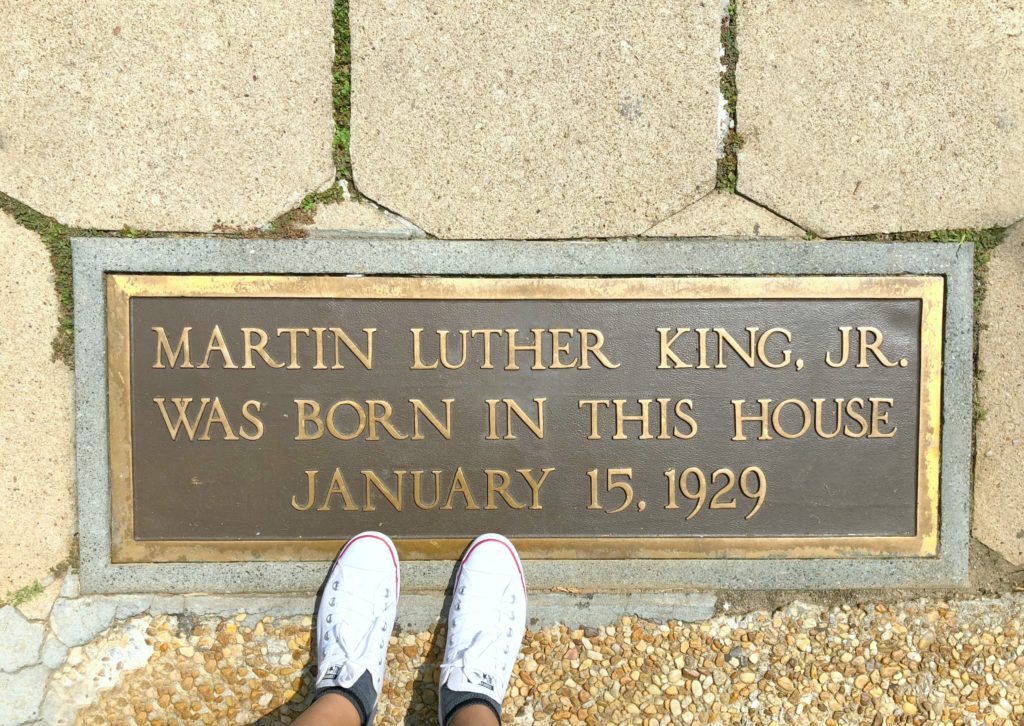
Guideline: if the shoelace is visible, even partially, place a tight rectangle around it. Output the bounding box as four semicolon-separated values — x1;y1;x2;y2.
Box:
322;577;392;683
440;578;518;688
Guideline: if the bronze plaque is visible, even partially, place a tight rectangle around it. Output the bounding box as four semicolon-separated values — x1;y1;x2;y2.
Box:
107;275;943;562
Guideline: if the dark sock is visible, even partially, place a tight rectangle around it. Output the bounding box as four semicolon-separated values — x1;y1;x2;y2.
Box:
315;670;376;726
440;684;502;725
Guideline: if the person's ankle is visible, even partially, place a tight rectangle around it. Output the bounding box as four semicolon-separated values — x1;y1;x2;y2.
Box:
446;701;501;726
312;691;366;725
314;678;371;726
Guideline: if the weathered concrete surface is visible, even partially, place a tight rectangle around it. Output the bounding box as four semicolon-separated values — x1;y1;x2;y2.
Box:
16;576;62;623
736;1;1024;236
974;223;1024;565
0;606;45;673
303;200;423;238
0;212;74;595
643;192;805;238
0;1;334;232
0;665;48;725
49;595;152;648
351;0;721;239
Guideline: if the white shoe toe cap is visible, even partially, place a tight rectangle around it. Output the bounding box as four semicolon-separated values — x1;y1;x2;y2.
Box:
337;532;400;585
461;534;525;592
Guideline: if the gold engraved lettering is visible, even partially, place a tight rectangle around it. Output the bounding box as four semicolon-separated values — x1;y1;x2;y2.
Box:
869;397;897;438
326;400;366;440
239;400;265;441
731;399;773;442
578;399;610;440
844;397;868;438
770;398;812;440
549;328;579;369
330;327;375;370
470;329;502;369
441;467;480;510
813;398;844;439
673;399;698;440
154;397;208;441
696;328;710;369
485;399;499;440
613;399;654;440
732;397;890;441
658;397;671;439
198;325;237;369
709;468;738;509
410;398;453;440
485;469;525;510
857;327;898;368
438;330;469;369
366;400;408;441
198;397;239;441
295;399;325;441
408;470;442;510
241;328;286;369
410;328;439;370
825;326;853;368
579;329;620;369
312;327;328;370
757;328;793;369
292;471;318;511
657;327;692;369
716;327;759;369
485;398;545;440
364;470;402;512
505;328;545;371
318;469;358;511
153;326;193;369
276;328;310;369
517;467;552;509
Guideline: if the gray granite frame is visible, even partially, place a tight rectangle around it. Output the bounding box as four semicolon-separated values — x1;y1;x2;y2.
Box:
73;237;973;594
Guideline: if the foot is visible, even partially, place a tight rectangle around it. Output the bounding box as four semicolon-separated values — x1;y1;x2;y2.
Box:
439;534;527;725
315;531;400;725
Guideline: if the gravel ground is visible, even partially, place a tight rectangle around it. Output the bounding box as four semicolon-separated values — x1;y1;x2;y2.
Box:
61;594;1024;725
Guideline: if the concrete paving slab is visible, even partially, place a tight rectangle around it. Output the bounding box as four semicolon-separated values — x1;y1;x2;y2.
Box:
0;606;45;673
303;199;424;238
973;222;1024;565
0;0;334;231
736;0;1024;236
0;212;74;595
643;192;805;238
0;664;48;725
350;0;721;239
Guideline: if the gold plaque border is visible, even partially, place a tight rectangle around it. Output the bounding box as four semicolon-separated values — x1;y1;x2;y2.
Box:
107;274;944;563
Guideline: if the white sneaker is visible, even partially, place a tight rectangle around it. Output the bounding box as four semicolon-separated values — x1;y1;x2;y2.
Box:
439;534;527;724
315;531;400;723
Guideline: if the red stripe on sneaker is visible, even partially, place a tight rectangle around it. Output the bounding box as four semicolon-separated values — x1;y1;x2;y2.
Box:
455;537;526;595
338;533;399;593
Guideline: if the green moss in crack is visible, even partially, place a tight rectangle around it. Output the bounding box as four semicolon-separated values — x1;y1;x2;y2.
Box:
884;227;1005;323
332;0;356;193
1;580;43;609
51;535;80;577
0;193;100;365
716;1;741;192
